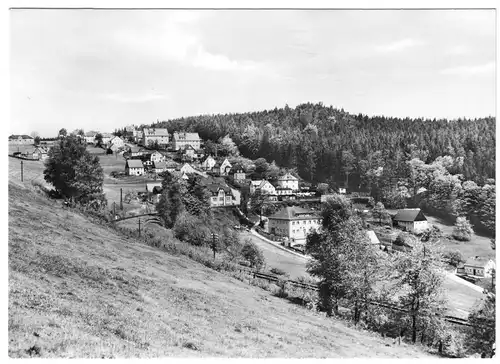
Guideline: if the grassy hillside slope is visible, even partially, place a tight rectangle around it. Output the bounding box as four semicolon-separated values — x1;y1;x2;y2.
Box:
8;183;432;358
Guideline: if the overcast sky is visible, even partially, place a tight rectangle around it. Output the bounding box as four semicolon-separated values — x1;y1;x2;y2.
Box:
10;9;496;137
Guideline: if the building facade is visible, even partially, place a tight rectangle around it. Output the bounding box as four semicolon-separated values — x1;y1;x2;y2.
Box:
9;135;34;145
142;128;169;147
171;132;201;151
393;208;429;234
250;180;276;195
267;206;321;246
464;257;496;278
125;159;145;176
276;173;299;191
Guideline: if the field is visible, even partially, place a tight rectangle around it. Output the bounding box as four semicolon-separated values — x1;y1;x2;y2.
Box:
8;181;433;358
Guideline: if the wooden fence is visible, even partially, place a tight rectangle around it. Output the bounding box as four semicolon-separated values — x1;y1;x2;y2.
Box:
238;267;494;329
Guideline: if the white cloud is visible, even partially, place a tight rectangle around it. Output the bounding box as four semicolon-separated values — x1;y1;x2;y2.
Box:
374;38;425;53
192;46;260;72
102;92;170;103
446;45;470;55
440;62;495;76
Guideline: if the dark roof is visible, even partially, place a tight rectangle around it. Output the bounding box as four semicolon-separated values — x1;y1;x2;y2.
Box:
9;134;33;140
153;161;167;169
206;183;232;195
393;209;426;222
464;256;493;268
126;159;144;168
268;206;320;221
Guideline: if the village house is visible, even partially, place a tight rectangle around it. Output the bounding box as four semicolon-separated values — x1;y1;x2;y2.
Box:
146;182;163;203
125;159;145;176
276;173;299;191
109;136;125;149
141;151;165;168
393;208;429;234
201;155;216;171
152;161;167;174
213;158;232;176
463;256;496;278
179;145;199;161
9;135;34;145
206;183;238;207
21;148;40;160
275;187;296;201
171;132;202;151
267;206;321;246
165;161;179;173
142;128;169;147
84;131;98;144
178;163;197;175
100;133;113;147
229;164;246;182
134;129;143;144
249;180;277;195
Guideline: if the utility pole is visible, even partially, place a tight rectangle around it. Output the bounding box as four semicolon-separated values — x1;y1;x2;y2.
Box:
20;161;24;182
138;219;141;237
120;188;123;210
113;202;116;219
211;233;218;260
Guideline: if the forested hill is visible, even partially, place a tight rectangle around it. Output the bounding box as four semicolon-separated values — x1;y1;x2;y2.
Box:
147;102;495;186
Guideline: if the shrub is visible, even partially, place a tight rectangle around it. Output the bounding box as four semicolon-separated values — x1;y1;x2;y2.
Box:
269;267;287;276
452;217;474;241
240;239;265;270
443;250;464;267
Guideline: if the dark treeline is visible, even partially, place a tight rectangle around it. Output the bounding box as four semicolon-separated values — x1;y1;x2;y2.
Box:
145;102;495;234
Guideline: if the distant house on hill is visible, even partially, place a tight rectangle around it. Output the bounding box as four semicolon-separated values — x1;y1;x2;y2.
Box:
213;158;232;176
393;208;429;234
125;159;144;176
171;132;201;151
152;161;167;174
142;128;169;147
146;182;163;203
249;180;276;196
201;155;217;171
9;135;34;145
84;131;98;144
464;256;496;278
206;183;238;207
277;173;299;191
178;163;196;175
109;136;125;149
229;164;246;182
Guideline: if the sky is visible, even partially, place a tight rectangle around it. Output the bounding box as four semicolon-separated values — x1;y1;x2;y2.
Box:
10;9;496;137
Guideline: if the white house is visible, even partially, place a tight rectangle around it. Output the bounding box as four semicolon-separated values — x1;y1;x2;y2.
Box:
171;132;202;151
201;155;217;171
250;180;276;195
393;208;429;234
125;159;144;176
178;163;197;175
464;256;496;278
9;135;34;145
267;206;321;246
109;136;125;149
213;158;232;176
277;173;299;191
206;183;239;207
84;131;98;144
142;128;169;147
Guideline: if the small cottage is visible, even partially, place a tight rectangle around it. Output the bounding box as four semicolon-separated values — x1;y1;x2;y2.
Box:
125;159;144;176
393;208;429;234
464;256;496;278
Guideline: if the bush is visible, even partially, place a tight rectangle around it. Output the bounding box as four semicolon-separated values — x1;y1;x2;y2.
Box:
269;267;287;276
443;250;464;267
241;239;265;270
452;217;474;241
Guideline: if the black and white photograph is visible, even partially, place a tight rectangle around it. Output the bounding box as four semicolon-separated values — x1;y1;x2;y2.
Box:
6;0;497;359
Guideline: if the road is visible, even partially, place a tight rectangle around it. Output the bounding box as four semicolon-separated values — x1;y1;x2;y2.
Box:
239;230;309;280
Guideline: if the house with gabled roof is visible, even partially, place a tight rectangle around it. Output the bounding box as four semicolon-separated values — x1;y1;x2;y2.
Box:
267;206;321;246
171;131;201;151
229;163;246;182
393;208;429;234
9;135;34;145
277;173;299;191
142;128;169;147
249;179;276;196
201;155;216;171
125;159;144;176
152;161;167;174
109;136;125;149
84;131;98;144
463;256;496;278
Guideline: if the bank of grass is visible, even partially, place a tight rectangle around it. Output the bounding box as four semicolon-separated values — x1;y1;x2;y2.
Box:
8;182;433;358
